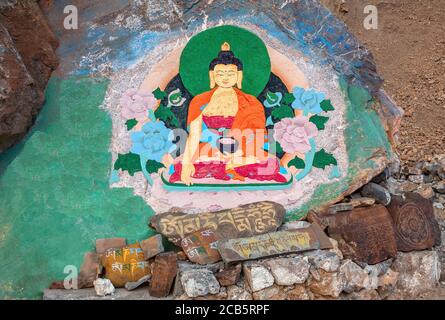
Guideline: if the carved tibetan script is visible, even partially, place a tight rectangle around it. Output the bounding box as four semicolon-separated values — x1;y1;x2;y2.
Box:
150;201;285;245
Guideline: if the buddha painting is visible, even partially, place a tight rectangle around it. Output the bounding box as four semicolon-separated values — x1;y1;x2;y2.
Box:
169;42;287;185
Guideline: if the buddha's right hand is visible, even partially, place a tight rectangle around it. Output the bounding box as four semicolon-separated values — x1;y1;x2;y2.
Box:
181;163;195;186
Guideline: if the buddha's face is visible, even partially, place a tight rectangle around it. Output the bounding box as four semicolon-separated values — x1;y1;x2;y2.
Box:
213;64;239;88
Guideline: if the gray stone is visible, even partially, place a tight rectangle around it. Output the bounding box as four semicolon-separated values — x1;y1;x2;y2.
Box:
93;278;115;297
178;261;224;274
252;285;286;300
305;250;341;273
328;203;353;214
265;257;310;286
279;221;311;231
433;181;445;194
371;168;390;184
360;183;391;205
125;275;151;291
408;174;424;184
243;263;274;292
180;269;220;298
339;260;370;293
227;285;252;300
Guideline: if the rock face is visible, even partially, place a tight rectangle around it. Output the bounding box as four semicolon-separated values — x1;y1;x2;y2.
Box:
0;0;58;152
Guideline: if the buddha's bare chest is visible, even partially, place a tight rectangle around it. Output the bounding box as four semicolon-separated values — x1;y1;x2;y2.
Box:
203;90;239;117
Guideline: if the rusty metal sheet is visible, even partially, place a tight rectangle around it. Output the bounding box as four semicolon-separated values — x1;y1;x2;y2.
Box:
387;192;441;252
217;224;332;263
327;205;398;265
150;201;285;245
180;229;221;265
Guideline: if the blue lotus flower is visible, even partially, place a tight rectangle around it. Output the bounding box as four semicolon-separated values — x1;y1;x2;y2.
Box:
130;121;175;162
291;87;325;114
263;91;283;108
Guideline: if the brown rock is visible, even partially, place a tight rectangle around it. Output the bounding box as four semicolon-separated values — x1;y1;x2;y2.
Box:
377;269;399;298
180;229;221;264
415;185;435;199
216;263;242;287
218;224;332;263
140;234;164;260
387;192;441;251
149;252;177;297
342;289;381;300
95;238;126;254
286;285;311;300
78;252;101;289
227;285;252;300
349;197;375;208
252;285;286;300
308;270;345;298
150;201;285;245
327;205;398;265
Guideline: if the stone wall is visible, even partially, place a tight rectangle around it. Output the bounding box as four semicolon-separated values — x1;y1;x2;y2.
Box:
0;0;58;152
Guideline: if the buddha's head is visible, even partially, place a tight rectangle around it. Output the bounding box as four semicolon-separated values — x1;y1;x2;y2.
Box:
209;42;243;89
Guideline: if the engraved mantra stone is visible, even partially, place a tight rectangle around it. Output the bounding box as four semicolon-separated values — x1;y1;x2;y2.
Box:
150;201;285;245
218;224;332;263
180;229;221;265
387;192;441;252
327;205;398;265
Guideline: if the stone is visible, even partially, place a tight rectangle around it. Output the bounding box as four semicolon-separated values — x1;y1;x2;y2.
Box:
328;238;344;259
371;168;390;184
44;287;171;300
93;278;115;297
327;205;398;265
265;256;310;286
415;185;435;199
342;289;380;300
139;234;164;260
95;238;127;254
433;181;445;194
408;174;424;184
150;201;285;245
180;269;220;298
180;229;221;265
101;243;150;288
178;261;224;274
305;250;341;273
387;192;441;251
360;183;391;205
227;285;252;300
215;263;242;287
0;0;58;152
252;285;286;300
243;263;275;292
339;260;370;293
384;177;417;195
218;224;332;263
172;271;184;297
78;252;101;289
327;203;353;214
286;284;311;300
391;251;441;298
149;252;177;298
279;221;311;231
308;270;345;298
125;275;151;291
377;269;399;298
349;197;375;208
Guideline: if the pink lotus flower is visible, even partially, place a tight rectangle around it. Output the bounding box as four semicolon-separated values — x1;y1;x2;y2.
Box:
273;117;318;154
120;89;158;120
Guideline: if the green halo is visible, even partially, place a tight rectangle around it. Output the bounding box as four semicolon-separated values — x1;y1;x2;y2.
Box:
179;25;271;97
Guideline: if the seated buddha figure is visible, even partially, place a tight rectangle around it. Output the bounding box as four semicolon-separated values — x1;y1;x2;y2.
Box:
170;42;286;185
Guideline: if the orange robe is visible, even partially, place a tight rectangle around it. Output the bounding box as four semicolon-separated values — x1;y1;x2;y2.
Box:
187;87;267;159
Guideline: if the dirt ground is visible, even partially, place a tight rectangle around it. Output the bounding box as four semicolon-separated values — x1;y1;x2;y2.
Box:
321;0;445;165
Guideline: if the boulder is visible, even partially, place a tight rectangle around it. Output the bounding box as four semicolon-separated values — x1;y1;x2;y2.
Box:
243;263;274;292
180;269;220;298
265;257;310;286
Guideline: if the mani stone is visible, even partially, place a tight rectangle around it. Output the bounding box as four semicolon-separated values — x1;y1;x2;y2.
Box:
150;201;285;245
139;234;164;260
243;263;275;292
215;263;242;287
387;192;441;252
360;183;391;206
265;256;310;286
327;205;398;265
149;252;177;298
218;223;332;263
180;229;221;265
95;238;126;254
180;269;220;298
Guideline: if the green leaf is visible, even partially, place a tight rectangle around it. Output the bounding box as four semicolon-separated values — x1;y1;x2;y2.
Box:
309;115;329;130
271;105;294;121
152;87;167;100
114;153;142;176
288;156;305;169
146;160;165;174
313;149;338;169
266;91;280;104
282;92;295;105
125;119;138;131
154;104;179;127
320;99;335;112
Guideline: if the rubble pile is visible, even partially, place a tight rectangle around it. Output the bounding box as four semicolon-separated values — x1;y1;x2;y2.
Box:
44;155;445;300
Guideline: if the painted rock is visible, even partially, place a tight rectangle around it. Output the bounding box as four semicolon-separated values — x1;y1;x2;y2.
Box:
180;229;221;265
100;243;150;288
387;192;441;252
150;201;285;245
327;205;398;265
149;252;178;298
218;224;332;263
